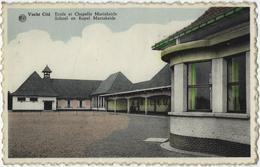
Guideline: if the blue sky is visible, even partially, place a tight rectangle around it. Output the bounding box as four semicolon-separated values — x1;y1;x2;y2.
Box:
8;8;206;42
7;7;207;92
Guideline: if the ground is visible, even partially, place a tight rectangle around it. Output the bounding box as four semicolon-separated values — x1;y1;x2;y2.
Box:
8;111;195;158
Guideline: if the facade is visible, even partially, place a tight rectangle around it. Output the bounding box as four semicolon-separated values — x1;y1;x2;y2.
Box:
12;65;101;111
101;65;171;115
152;7;250;156
10;65;171;115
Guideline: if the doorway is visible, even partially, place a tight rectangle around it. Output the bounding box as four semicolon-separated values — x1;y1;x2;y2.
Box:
44;101;52;110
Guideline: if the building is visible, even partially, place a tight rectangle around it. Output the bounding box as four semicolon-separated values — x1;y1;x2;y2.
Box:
12;66;101;111
99;64;171;115
11;65;171;115
152;7;250;156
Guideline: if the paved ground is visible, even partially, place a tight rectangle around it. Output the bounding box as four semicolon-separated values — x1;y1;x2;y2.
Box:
8;111;195;158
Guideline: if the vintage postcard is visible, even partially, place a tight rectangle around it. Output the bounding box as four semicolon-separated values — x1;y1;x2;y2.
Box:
1;2;258;165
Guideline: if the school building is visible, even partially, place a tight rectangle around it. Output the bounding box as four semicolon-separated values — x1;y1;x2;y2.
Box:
8;7;251;157
10;64;171;115
152;7;250;156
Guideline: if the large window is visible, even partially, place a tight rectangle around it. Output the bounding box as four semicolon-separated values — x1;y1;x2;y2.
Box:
187;61;212;111
227;54;246;113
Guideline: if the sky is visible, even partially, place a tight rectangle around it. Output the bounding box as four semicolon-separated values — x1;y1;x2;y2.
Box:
6;7;207;92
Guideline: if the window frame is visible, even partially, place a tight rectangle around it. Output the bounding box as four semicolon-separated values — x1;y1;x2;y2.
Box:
186;60;212;112
17;97;26;102
226;54;247;113
29;97;38;102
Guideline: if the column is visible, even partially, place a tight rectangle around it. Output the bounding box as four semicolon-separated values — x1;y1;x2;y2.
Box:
127;98;130;114
114;98;117;113
212;58;227;113
246;51;250;114
106;99;108;112
173;63;187;112
144;97;148;115
171;66;174;112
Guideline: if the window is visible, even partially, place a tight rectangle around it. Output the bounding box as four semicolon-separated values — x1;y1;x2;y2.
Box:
163;98;168;105
227;54;246;113
140;99;144;105
30;97;38;102
150;99;154;105
67;100;71;108
18;97;26;102
187;61;212;111
157;98;161;105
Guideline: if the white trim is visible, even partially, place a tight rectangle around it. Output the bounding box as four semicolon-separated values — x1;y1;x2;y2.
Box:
168;112;249;119
100;85;171;97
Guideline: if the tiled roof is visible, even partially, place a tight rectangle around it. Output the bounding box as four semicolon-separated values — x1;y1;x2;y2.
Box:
51;79;101;98
12;72;57;97
169;7;233;39
12;65;171;98
92;72;132;95
130;64;171;90
12;72;101;98
152;7;249;50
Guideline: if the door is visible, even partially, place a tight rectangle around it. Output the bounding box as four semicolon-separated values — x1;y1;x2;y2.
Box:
44;101;52;110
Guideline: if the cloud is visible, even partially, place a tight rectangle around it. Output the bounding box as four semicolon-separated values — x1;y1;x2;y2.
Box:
6;20;191;92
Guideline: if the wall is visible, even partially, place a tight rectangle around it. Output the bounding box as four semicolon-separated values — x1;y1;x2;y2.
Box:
57;99;67;108
166;24;250;155
57;99;91;110
170;115;250;144
83;100;91;109
12;96;56;111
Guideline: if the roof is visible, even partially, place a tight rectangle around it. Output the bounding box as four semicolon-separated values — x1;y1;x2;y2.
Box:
92;72;132;95
42;65;52;73
152;7;249;50
12;65;171;98
51;79;101;98
130;64;171;90
12;72;101;98
12;71;57;97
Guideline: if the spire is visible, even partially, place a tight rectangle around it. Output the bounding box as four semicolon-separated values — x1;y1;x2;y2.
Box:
42;65;52;79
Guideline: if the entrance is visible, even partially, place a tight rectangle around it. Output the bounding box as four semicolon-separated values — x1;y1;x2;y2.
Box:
44;101;52;110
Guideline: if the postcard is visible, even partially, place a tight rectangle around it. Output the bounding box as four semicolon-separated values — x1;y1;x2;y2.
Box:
1;2;258;165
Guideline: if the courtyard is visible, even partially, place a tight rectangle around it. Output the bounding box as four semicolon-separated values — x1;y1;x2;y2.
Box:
8;111;195;158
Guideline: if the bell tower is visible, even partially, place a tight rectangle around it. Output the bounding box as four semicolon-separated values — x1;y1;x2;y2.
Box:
42;65;52;79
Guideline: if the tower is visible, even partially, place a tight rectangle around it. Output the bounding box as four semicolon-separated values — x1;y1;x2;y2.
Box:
42;65;52;79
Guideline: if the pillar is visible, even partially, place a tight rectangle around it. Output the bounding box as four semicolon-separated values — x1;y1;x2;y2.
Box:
171;66;174;112
246;51;250;114
144;97;148;115
97;96;99;109
114;99;117;113
173;63;187;112
212;58;227;113
127;98;130;113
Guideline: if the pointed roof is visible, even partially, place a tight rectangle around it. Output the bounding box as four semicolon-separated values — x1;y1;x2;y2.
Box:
12;71;101;98
130;64;171;90
12;71;57;97
42;65;52;73
92;72;132;95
